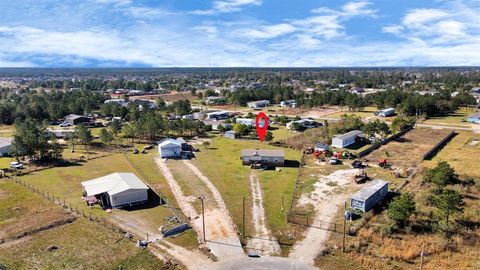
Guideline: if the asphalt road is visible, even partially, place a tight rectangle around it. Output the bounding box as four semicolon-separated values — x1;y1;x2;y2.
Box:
206;256;318;270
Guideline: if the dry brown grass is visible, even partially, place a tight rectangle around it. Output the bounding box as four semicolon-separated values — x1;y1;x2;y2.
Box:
367;128;452;169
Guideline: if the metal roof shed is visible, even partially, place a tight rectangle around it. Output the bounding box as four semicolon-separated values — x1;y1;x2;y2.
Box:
81;173;149;208
350;180;388;212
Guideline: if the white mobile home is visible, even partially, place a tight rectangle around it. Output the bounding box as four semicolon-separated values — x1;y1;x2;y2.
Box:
247;100;270;109
350;180;388;212
241;149;285;166
158;138;182;158
331;130;362;148
81;173;149;208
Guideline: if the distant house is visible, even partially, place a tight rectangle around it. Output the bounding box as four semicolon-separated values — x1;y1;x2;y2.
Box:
247;100;270;109
206;111;230;120
235;118;269;127
331;130;363;148
350;180;388;212
0;137;13;156
241;149;285;166
206;96;227;105
280;100;296;108
64;114;90;125
158;138;182;158
286;119;320;130
467;113;480;124
378;108;395;117
202;120;232;131
104;99;126;106
81;173;149;209
224;130;239;139
49;129;75;139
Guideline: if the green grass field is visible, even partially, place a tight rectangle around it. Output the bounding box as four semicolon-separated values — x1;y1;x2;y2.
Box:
191;137;302;241
0;180;165;269
16;148;198;248
421;108;474;127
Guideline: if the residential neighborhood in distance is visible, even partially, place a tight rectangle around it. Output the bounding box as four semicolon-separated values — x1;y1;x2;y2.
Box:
0;1;479;270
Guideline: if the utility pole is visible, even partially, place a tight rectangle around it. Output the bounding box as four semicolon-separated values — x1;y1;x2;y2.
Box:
242;196;246;237
342;201;347;252
199;196;206;242
420;243;425;270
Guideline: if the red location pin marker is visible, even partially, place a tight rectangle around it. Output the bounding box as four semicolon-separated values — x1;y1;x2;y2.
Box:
256;112;269;142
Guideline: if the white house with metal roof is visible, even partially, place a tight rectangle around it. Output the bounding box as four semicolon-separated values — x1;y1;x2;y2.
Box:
241;149;285;166
157;138;182;158
0;137;13;156
81;173;149;208
331;130;363;148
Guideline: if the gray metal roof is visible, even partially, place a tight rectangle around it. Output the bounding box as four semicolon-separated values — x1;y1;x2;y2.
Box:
0;137;12;148
241;149;285;157
351;180;388;201
333;130;362;140
468;113;480;118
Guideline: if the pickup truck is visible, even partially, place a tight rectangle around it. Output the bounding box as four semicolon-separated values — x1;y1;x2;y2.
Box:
10;162;24;169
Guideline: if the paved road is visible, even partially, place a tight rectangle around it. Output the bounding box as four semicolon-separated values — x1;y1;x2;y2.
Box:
205;257;318;270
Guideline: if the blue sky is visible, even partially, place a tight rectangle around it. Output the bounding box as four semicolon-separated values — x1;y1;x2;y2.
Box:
0;0;479;67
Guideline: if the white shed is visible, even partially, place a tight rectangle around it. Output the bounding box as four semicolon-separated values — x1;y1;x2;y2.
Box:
0;138;13;156
331;130;362;148
81;173;149;208
158;138;182;158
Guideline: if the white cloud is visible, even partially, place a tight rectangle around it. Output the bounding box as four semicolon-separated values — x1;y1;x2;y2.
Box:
191;0;262;15
402;8;450;27
121;6;174;18
342;1;377;17
235;23;296;39
94;0;131;6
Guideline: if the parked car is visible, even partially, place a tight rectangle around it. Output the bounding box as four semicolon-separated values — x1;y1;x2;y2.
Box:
10;162;23;169
329;157;341;165
59;122;72;127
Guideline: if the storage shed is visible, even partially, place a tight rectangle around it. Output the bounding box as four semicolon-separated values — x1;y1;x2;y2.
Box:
158;138;182;158
350;180;388;212
378;108;395;117
64;114;90;125
241;149;285;166
0;137;13;156
224;130;239;139
331;130;362;148
81;173;149;209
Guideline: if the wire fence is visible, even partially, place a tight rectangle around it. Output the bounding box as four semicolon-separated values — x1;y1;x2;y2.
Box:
287;213;348;234
286;153;306;220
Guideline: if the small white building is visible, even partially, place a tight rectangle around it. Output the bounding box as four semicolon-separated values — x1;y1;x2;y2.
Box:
81;173;149;208
378;108;395;117
235;118;256;127
0;137;13;156
158;138;183;158
247;100;270;109
331;130;362;148
206;111;230;120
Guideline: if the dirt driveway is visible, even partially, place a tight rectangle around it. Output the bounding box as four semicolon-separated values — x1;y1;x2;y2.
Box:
246;171;281;256
155;158;244;261
289;169;358;264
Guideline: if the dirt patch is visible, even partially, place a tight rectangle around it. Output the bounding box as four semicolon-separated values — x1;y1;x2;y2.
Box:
290;169;357;265
0;189;9;200
246;171;281;256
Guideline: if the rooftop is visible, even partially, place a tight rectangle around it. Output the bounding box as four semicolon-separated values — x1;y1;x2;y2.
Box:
351;180;388;201
158;138;182;147
241;149;285;157
81;173;148;196
333;130;362;140
0;137;12;148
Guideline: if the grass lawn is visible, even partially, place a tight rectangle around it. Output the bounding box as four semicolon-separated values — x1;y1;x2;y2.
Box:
270;124;296;142
17;148;197;248
191;137;302;242
0;180;165;270
324;106;378;119
422;131;480;179
421;108;474;127
0;219;164;270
